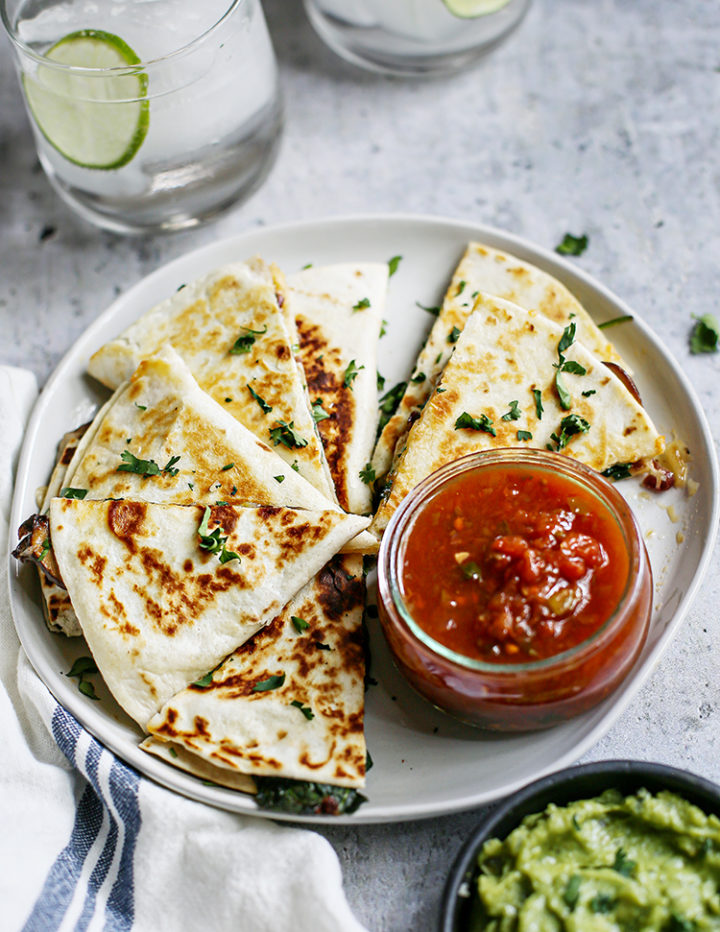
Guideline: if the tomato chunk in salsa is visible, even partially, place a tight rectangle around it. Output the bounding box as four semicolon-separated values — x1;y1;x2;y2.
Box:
400;464;630;663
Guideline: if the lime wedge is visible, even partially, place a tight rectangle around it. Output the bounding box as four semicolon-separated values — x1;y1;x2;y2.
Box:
24;29;149;170
442;0;513;17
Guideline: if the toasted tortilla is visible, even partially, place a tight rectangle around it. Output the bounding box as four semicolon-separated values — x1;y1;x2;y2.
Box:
370;294;665;538
87;258;336;499
371;241;628;481
146;555;366;788
287;263;388;515
139;736;257;794
64;346;377;553
50;498;368;728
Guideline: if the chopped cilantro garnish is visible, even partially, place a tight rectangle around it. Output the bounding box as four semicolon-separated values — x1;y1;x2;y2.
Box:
388;255;402;277
311;398;331;422
353;297;371;311
168;747;178;759
556;233;588;256
221;463;234;471
193;671;213;688
274;475;285;483
134;402;147;411
247;384;272;413
456;279;466;295
301;262;313;270
557;322;576;356
411;372;426;383
269;420;308;449
291;616;309;633
447;326;461;344
252;673;285;693
253;776;367;815
582;389;597;397
550;414;591;450
561;360;587;375
39;537;51;560
117;451;179;478
501;400;521;421
290;700;314;720
67;656;99;700
589;894;615;914
291;461;299;472
454;412;496;435
598;314;633;330
690;313;719;354
377;371;386;391
555;371;572;410
61;487;88;499
517;430;533;441
197;506;241;564
532;388;544;419
343;359;364;389
416;301;440;317
359;462;375;484
380;319;388;338
229;324;268;355
601;462;633;481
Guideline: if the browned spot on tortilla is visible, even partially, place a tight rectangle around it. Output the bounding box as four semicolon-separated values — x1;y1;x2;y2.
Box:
108;501;147;551
184;559;193;572
76;544;107;585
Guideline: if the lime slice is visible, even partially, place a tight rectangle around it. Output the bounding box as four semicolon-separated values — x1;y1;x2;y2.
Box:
442;0;513;17
24;29;149;170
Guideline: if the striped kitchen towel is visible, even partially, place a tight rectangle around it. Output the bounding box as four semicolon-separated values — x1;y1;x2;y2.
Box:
1;365;367;932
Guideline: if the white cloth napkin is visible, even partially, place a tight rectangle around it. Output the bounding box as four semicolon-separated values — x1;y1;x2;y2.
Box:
0;365;367;932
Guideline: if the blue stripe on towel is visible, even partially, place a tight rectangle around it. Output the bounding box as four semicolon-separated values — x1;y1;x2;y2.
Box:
23;705;142;932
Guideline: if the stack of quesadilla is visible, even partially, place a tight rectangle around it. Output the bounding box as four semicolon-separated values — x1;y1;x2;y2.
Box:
371;241;629;482
370;292;664;538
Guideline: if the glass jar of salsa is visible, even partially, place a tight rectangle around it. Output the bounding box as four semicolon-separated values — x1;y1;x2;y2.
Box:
376;449;652;730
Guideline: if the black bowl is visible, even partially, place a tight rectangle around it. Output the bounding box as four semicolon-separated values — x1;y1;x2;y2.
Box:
440;759;720;932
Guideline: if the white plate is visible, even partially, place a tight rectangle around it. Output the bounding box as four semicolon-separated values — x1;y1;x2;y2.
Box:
8;215;719;824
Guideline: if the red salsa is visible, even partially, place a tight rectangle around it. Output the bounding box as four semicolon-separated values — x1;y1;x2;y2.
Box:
399;464;630;664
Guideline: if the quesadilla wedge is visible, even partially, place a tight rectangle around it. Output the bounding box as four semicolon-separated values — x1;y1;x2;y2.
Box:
146;555;367;788
371;241;628;481
87;258;336;499
49;498;368;728
62;345;378;553
370;294;664;538
287;263;388;515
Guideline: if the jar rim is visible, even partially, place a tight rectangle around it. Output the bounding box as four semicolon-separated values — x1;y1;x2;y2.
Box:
378;448;648;674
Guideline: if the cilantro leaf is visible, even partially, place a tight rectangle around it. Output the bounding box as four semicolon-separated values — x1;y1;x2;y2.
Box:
454;412;496;435
291;616;309;633
343;359;364;389
611;847;636;877
247;384;272;413
39;538;51;560
555;370;572;410
359;462;375;484
117;451;161;476
411;372;426;384
290;699;314;720
67;656;99;678
193;671;214;688
60;487;88;499
561;360;587;375
550;414;591;450
269;420;308;449
602;462;633;481
501;400;521;421
377;371;386;391
556;233;588;256
230;324;268;355
532;388;544;419
78;679;99;700
416;301;440;317
197;506;241;564
352;297;370;311
599;314;633;330
690;313;719;354
517;430;533;441
388;255;402;277
557;322;577;356
163;455;180;477
311;398;331;422
377;381;407;435
252;673;286;693
447;326;461;344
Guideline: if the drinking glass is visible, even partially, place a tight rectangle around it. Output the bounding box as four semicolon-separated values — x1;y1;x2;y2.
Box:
2;0;283;234
304;0;531;76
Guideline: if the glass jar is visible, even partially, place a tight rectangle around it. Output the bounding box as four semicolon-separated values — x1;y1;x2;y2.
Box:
376;449;653;731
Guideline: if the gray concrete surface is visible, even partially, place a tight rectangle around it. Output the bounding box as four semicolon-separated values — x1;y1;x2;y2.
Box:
2;1;719;929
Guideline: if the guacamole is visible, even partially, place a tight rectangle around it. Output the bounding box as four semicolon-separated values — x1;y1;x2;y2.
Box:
471;788;720;931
